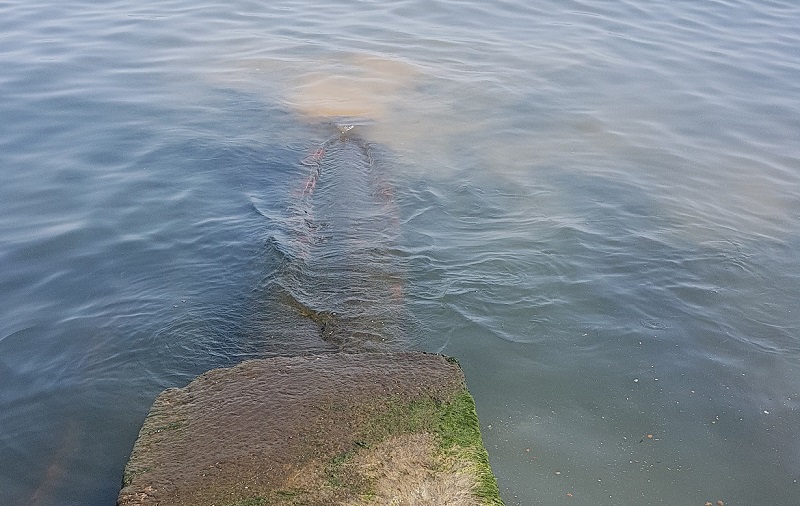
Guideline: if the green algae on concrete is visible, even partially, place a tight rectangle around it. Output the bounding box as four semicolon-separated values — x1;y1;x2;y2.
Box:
117;352;503;506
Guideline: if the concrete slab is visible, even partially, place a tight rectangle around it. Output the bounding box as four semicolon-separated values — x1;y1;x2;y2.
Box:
118;352;504;506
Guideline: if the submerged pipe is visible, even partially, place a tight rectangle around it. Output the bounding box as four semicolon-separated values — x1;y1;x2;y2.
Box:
275;124;407;350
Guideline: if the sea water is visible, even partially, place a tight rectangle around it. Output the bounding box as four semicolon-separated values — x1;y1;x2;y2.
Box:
1;1;798;504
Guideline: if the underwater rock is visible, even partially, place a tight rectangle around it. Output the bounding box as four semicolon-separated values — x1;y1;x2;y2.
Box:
269;124;409;353
118;352;504;506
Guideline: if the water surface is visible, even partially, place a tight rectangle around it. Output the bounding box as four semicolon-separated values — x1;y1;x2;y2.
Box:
1;0;799;505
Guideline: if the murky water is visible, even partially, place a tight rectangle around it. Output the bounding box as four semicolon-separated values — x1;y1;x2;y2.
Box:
1;0;799;504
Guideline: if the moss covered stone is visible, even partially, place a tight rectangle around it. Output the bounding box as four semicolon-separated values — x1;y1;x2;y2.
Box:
117;352;503;506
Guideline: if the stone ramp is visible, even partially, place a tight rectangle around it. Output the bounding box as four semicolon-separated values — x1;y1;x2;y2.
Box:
118;352;504;506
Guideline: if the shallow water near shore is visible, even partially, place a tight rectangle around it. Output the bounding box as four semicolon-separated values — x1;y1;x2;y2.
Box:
1;0;799;504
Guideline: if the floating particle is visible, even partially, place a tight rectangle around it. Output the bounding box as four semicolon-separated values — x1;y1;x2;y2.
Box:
566;492;573;498
555;471;561;475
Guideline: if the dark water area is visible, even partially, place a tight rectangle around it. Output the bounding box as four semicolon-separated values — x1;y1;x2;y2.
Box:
1;0;800;505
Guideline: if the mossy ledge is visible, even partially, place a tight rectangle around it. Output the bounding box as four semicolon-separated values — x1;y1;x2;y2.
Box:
117;352;504;506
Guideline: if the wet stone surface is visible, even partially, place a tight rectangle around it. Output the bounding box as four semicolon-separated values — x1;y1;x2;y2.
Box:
117;352;503;506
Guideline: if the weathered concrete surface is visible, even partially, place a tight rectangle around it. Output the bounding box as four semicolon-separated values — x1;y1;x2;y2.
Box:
118;352;504;506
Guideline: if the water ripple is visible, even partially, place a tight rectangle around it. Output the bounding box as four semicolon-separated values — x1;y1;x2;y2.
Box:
2;0;800;504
